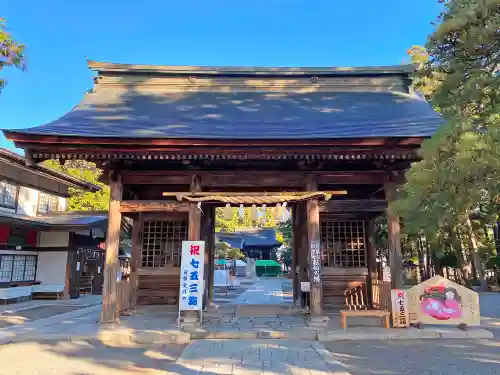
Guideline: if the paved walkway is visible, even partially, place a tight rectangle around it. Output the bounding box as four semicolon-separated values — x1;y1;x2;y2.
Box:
232;278;288;305
176;339;335;374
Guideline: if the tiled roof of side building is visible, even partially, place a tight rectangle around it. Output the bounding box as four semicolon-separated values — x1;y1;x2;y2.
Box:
2;62;444;140
0;148;101;192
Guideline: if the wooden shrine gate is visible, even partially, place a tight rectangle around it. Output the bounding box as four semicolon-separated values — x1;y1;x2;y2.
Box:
4;61;443;323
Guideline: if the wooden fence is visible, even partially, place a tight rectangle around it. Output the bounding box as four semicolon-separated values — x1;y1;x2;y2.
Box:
372;279;391;311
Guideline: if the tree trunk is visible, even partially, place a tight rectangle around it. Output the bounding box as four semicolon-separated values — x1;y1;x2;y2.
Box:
494;221;500;254
424;236;432;278
465;216;487;291
417;237;427;282
449;227;472;288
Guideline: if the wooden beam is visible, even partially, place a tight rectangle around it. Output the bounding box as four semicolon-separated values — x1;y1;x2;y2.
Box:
120;200;190;213
162;191;347;198
384;181;403;289
319;199;387;213
122;170;391;186
5;132;426;147
122;171;191;185
101;171;123;324
306;176;323;318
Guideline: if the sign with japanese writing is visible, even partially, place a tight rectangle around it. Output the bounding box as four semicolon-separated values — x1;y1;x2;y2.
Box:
391;289;409;328
179;241;205;311
310;241;321;284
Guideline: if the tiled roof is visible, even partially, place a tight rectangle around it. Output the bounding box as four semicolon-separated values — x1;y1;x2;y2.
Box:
5;90;443;139
3;62;444;140
216;228;281;248
0;148;100;192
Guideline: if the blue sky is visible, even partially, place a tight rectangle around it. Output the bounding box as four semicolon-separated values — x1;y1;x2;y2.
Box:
0;0;442;152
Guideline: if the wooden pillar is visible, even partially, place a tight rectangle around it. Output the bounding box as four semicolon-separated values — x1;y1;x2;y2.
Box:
306;176;323;318
385;181;403;289
129;213;142;310
185;174;202;323
201;203;213;309
101;171;123;323
188;174;202;240
298;202;309;308
207;205;216;305
365;217;377;308
291;204;299;305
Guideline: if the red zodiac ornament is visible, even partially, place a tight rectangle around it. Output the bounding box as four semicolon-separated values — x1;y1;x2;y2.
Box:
419;285;463;320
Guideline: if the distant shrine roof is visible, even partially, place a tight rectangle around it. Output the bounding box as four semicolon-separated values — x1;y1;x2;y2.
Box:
3;61;443;141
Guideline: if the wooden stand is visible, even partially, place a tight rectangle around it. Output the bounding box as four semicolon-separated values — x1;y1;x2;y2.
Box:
340;309;391;329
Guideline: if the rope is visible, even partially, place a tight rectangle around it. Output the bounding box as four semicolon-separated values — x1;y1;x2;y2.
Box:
176;192;332;203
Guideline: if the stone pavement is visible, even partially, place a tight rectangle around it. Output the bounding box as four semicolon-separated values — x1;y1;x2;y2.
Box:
232;278;288;305
176;339;340;374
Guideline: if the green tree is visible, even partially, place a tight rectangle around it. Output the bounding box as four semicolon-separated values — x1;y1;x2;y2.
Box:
42;160;110;211
393;0;500;289
214;241;245;260
0;18;25;91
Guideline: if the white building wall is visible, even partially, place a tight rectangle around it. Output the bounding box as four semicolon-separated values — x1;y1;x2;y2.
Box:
38;231;70;247
36;252;68;285
36;231;70;285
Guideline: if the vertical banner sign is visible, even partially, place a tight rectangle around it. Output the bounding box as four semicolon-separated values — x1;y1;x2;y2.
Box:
310;241;321;283
391;289;410;328
179;241;205;316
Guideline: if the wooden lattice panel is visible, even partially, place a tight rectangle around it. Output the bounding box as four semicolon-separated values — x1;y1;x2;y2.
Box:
141;220;187;268
320;220;366;268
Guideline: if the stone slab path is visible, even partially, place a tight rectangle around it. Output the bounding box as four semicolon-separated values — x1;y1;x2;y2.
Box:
176;339;339;374
232;278;288;305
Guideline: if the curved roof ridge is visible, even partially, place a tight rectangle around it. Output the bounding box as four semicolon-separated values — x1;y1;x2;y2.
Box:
88;60;416;77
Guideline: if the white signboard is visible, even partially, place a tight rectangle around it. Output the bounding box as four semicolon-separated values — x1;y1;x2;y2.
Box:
391;289;410;328
179;241;205;313
301;282;310;292
310;241;321;283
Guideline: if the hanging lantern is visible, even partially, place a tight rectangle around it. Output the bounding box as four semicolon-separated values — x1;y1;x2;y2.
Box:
224;203;232;220
274;203;282;221
238;204;245;220
250;204;258;221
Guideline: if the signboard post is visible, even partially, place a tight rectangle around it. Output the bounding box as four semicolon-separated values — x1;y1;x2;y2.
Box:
178;241;205;326
391;289;409;328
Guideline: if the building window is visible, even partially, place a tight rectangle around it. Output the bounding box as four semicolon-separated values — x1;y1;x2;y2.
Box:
38;193;59;214
0;254;37;283
0;181;18;209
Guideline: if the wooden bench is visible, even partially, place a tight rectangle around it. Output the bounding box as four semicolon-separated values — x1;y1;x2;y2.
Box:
32;284;65;300
340;283;390;329
340;309;390;329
